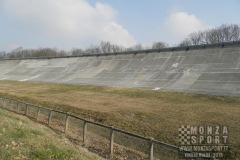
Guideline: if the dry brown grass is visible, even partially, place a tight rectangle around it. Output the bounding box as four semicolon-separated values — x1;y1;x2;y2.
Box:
0;80;239;158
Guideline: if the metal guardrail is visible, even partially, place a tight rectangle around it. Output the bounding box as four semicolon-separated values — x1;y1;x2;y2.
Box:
0;97;214;160
1;41;240;61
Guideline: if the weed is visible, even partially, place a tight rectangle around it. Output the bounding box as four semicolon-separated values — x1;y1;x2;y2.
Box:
31;143;75;160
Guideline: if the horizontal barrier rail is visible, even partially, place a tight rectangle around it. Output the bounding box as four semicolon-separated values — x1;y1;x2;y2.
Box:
1;41;240;61
0;96;213;160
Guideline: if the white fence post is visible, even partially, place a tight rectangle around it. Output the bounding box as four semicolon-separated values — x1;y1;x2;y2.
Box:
149;138;154;160
64;113;69;134
36;107;41;120
110;127;114;159
48;110;52;125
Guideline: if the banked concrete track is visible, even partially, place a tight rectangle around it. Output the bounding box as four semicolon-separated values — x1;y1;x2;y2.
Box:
0;42;240;96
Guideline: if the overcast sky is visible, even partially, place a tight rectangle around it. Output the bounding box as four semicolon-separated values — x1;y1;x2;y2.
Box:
0;0;240;51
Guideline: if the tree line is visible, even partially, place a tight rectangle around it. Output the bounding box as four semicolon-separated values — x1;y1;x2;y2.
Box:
179;24;240;46
0;24;239;59
0;41;168;59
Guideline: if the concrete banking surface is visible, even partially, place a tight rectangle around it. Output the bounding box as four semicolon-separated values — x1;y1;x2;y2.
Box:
0;42;240;97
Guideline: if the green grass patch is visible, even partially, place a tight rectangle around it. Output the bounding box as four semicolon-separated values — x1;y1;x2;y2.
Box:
0;108;101;160
9;128;29;140
0;109;27;123
31;143;75;160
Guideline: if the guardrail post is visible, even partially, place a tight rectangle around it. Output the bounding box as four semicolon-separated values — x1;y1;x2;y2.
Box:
48;110;52;125
25;104;28;115
149;138;154;160
83;121;87;146
36;107;41;121
110;127;114;159
64;113;69;134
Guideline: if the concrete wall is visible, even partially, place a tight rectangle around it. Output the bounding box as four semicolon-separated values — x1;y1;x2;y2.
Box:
1;45;240;96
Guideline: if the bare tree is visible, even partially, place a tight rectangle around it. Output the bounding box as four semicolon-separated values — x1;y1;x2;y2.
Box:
178;39;192;47
152;41;168;49
99;41;123;53
99;41;111;53
1;40;170;59
112;44;124;52
130;43;144;50
178;24;240;46
232;24;240;41
84;45;100;54
189;32;203;45
71;49;84;56
4;47;67;59
0;51;6;59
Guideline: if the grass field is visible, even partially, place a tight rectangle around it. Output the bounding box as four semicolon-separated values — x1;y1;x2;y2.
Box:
0;106;103;160
0;80;239;159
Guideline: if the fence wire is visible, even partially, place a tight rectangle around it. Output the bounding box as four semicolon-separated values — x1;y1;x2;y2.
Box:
114;131;149;160
27;105;38;118
154;143;179;160
50;111;66;132
67;116;84;141
38;108;50;124
0;97;4;107
18;102;27;114
87;123;111;158
0;97;213;160
10;100;18;111
3;98;11;108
